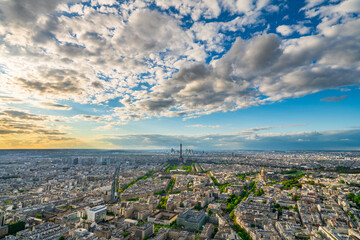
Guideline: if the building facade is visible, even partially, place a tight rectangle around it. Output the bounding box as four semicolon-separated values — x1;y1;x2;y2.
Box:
87;205;107;223
135;223;154;239
177;209;206;231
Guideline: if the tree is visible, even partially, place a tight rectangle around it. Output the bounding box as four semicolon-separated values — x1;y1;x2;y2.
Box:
158;196;168;209
8;221;26;235
226;204;234;212
193;205;202;211
255;188;264;196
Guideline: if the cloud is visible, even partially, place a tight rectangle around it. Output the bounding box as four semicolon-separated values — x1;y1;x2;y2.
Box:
239;124;306;134
154;0;221;21
74;114;102;121
0;0;359;150
302;0;325;9
0;109;63;135
276;24;310;36
340;88;351;92
0;0;359;126
276;25;293;36
91;81;103;89
115;24;360;120
0;109;46;121
115;34;283;119
15;68;86;95
186;124;220;128
0;129;25;134
100;128;360;150
0;108;83;148
0;96;23;103
0;0;66;26
36;101;72;110
320;95;347;102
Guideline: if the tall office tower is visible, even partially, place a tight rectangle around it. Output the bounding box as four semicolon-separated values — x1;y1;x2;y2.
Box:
179;144;184;163
0;211;4;226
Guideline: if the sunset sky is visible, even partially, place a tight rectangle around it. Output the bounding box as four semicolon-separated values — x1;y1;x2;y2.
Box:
0;0;359;150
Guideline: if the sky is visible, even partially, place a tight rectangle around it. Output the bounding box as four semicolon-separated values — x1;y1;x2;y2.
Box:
0;0;359;150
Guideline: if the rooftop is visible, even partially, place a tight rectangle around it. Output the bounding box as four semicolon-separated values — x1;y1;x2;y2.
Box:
178;209;205;223
89;205;106;212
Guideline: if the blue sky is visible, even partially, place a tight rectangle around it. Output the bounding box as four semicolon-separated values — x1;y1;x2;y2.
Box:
0;0;359;150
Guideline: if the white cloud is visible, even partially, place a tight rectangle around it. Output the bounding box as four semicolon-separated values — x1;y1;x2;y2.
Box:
235;0;254;13
154;0;221;20
276;24;310;36
276;25;294;36
186;124;221;128
334;0;360;13
0;0;359;125
302;0;325;9
35;101;72;110
96;0;118;5
74;114;102;121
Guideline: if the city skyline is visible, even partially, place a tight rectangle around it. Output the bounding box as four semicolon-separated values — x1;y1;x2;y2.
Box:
0;0;359;150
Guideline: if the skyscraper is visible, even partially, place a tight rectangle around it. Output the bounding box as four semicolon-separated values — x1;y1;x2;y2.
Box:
0;211;4;226
179;143;184;163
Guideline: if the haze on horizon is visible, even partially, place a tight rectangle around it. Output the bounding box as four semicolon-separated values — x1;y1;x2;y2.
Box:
0;0;359;150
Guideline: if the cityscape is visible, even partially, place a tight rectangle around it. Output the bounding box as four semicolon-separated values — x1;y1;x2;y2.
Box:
1;0;360;239
1;148;360;240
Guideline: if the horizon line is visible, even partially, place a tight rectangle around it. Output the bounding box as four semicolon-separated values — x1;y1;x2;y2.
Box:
0;148;359;152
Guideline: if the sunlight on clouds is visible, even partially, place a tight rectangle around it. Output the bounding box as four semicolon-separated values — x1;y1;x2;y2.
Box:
0;0;359;148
